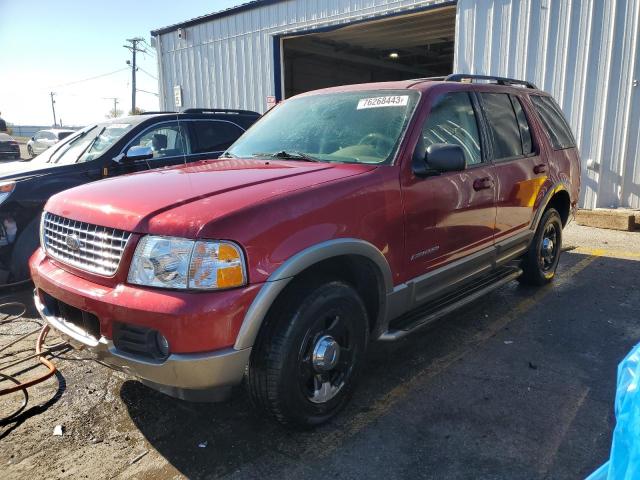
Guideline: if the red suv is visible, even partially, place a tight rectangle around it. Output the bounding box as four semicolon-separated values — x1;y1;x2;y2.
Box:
31;74;580;427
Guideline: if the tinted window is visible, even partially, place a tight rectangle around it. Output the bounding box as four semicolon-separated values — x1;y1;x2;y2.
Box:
481;93;522;159
227;90;419;165
192;121;244;153
531;95;575;150
128;122;189;161
421;92;482;165
510;96;533;155
58;131;73;140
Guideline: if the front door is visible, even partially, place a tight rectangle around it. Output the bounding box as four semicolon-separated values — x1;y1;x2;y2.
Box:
402;90;497;303
111;120;191;176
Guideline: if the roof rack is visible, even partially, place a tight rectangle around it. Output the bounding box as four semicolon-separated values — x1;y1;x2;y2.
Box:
137;111;177;115
181;108;259;116
445;74;538;89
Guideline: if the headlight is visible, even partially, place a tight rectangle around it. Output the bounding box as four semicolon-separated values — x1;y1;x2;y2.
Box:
127;236;247;290
0;181;15;206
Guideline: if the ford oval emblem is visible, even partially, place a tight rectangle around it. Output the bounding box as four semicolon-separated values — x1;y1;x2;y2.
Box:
65;234;82;251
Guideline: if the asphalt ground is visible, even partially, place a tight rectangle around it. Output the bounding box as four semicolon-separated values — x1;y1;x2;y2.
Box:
1;223;639;479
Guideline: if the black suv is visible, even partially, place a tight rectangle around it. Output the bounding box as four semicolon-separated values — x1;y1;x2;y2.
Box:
0;109;260;285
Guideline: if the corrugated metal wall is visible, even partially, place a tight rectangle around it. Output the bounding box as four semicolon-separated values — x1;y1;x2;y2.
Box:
154;0;449;112
155;0;640;209
455;0;640;209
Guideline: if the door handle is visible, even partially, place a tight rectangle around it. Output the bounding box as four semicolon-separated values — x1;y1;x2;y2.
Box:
473;177;494;191
533;163;548;174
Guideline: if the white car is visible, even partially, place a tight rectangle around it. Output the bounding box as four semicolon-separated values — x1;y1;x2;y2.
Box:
27;129;75;158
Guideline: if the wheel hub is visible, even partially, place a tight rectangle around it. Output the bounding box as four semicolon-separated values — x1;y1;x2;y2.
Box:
542;237;554;257
312;335;340;372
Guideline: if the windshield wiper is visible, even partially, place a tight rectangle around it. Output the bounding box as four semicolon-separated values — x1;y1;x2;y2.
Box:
219;152;236;158
252;151;321;162
49;128;93;163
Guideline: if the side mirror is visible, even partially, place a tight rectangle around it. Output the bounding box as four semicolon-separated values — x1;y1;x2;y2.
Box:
413;143;466;177
31;136;35;141
123;145;153;162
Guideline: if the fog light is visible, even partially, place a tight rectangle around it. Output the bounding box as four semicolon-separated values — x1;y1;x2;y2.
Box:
156;332;170;358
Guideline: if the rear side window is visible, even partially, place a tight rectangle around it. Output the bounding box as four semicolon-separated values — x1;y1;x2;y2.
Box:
58;131;73;140
480;93;522;160
421;92;482;165
191;121;244;154
530;95;576;150
510;96;533;155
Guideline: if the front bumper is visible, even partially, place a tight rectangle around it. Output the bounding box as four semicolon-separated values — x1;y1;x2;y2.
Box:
34;291;251;400
30;248;260;401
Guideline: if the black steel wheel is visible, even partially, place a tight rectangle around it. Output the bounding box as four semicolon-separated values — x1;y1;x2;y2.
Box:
519;208;563;285
248;279;368;428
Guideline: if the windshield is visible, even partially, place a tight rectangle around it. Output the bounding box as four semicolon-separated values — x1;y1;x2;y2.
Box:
226;90;419;164
49;123;133;165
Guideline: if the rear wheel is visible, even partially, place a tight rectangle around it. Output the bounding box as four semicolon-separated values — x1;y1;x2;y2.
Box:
519;208;563;286
247;280;369;428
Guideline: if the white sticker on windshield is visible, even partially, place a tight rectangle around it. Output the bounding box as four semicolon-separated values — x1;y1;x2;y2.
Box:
357;95;409;110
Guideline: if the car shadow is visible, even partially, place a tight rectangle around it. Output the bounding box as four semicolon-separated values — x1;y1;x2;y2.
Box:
119;252;635;479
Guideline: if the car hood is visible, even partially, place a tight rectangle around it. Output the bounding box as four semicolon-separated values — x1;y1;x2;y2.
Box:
0;157;62;180
45;158;377;236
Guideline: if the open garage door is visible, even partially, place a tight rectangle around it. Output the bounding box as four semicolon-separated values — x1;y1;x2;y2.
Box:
281;5;456;98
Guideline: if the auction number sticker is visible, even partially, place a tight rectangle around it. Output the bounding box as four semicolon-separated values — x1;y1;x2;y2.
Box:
357;95;409;110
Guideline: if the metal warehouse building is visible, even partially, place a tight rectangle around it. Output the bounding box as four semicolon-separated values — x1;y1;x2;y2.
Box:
151;0;640;210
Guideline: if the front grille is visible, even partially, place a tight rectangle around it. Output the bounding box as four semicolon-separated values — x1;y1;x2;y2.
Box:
42;212;131;276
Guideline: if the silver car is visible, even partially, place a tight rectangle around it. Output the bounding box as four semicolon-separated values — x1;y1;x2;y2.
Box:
27;129;75;157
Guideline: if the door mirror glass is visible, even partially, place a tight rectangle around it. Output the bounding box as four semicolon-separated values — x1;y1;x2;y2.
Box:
425;143;466;173
125;145;154;161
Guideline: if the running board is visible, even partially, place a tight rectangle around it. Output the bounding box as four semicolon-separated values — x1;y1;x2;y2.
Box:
379;266;523;341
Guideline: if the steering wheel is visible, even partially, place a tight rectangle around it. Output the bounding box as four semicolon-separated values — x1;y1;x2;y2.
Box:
357;133;394;155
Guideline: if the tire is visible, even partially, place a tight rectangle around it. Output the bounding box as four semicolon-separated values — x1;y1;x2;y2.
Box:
519;208;563;286
247;279;369;428
27;145;34;158
9;215;41;283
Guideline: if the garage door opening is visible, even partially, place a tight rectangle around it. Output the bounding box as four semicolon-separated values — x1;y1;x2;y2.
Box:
280;5;456;98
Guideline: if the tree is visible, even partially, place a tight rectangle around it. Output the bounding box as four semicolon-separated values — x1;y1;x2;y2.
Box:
106;108;123;119
128;107;146;115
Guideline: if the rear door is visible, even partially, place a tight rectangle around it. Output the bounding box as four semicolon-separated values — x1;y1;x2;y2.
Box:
186;119;246;161
479;92;546;252
402;90;497;300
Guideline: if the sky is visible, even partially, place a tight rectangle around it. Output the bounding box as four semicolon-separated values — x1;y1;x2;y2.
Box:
0;0;246;126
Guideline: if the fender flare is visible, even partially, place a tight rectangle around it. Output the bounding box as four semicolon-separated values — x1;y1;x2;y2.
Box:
233;238;393;350
531;181;571;232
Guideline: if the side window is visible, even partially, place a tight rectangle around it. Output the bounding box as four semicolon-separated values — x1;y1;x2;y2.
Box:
480;93;522;160
421;92;482;165
530;95;576;150
191;121;245;154
510;96;533;155
128;123;189;160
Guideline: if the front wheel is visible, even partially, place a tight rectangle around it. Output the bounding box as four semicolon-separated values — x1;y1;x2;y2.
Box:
247;280;369;428
27;145;34;158
519;208;563;286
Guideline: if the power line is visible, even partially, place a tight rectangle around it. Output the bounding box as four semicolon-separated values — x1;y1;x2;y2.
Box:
136;89;159;97
138;67;158;80
51;68;129;89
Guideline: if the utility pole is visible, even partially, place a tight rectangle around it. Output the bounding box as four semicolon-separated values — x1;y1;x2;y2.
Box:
103;97;119;117
123;37;146;114
50;92;57;127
